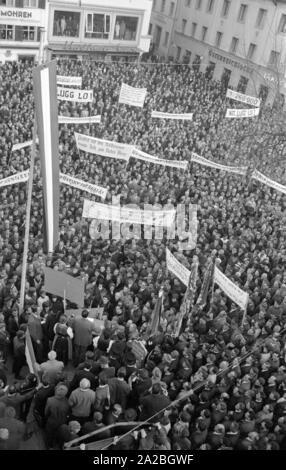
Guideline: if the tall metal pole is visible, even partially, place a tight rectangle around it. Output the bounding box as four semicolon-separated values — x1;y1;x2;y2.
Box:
19;121;37;315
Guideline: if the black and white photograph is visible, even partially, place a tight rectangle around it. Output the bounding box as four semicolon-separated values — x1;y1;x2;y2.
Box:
0;0;286;461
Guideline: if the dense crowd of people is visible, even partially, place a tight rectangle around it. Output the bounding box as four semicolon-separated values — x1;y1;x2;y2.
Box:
0;58;286;450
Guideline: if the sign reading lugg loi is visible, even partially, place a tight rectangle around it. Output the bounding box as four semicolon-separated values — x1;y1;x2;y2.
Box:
57;87;93;103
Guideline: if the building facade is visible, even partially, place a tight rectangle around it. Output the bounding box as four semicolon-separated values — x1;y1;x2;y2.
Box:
46;0;152;62
0;0;47;63
150;0;286;104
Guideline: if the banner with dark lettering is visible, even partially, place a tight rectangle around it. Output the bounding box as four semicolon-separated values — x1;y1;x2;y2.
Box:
151;111;193;121
119;83;147;108
225;108;260;118
57;76;82;87
191;152;247;175
58;115;101;125
60;173;107;200
57;87;93;103
0;6;45;26
0;171;29;188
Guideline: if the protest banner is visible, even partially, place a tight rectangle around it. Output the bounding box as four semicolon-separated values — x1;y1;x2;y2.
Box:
57;87;93;103
119;83;147;108
191;152;247;175
151;111;193;120
44;267;85;307
166;248;191;287
130;148;188;170
226;89;261;108
214;266;249;311
60;173;107;200
251;170;286;195
82;199;176;228
58;115;101;124
11;140;33;152
57;75;82;87
0;170;29;188
225;108;260;118
75;132;133;161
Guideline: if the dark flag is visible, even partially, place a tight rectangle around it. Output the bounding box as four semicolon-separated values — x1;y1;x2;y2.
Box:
174;258;199;337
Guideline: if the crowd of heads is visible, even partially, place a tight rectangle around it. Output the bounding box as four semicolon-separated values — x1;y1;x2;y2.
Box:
0;58;286;450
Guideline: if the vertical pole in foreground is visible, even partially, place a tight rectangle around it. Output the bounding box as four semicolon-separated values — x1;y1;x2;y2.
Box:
19;121;37;316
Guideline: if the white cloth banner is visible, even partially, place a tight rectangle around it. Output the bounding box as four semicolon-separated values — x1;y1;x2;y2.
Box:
251;170;286;195
59;173;107;200
119;83;147;108
0;170;29;188
191;152;247;175
57;87;93;103
11;140;33;152
83;199;175;227
58;115;101;124
225;108;260;118
226;89;261;108
214;266;249;310
75;132;133;162
166;248;191;287
57;75;82;87
151;111;193;121
130;148;188;170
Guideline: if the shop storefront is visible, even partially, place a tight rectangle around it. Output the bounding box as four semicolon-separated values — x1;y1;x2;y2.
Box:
46;0;152;62
0;0;47;63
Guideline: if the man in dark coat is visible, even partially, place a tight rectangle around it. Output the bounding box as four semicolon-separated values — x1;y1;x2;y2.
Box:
72;310;96;366
139;383;171;423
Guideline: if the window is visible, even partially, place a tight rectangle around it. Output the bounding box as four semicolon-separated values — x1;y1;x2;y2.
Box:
247;43;256;60
154;25;162;47
185;0;191;6
23;26;36;40
215;31;223;47
230;37;238;53
182;19;187;34
237;4;248;23
176;46;181;61
0;24;14;40
256;8;267;29
161;0;166;13
278;14;286;33
53;11;80;37
237;76;248;93
201;26;208;41
191;22;197;37
184;50;192;64
85;13;111;39
221;68;231;87
221;0;230;18
153;0;157;10
206;61;215;79
196;0;202;10
23;0;37;6
148;23;152;35
163;31;169;46
0;0;15;5
113;16;138;41
170;2;175;15
259;84;268;103
268;50;280;68
207;0;215;13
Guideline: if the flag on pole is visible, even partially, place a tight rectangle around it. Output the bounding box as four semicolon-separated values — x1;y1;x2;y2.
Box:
195;259;214;309
149;290;163;336
174;258;199;337
25;327;39;379
33;60;60;253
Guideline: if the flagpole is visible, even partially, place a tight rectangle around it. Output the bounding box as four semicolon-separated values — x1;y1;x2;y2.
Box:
63;289;66;314
241;305;247;328
19;121;37;316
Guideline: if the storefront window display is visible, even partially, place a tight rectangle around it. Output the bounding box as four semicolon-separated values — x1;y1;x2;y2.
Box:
53;11;80;37
85;13;110;39
113;16;138;41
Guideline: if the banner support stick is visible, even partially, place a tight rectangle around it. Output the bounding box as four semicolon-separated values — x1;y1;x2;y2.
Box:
19;120;37;317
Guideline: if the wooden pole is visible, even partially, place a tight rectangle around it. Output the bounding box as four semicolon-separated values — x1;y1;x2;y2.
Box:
19;121;37;316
